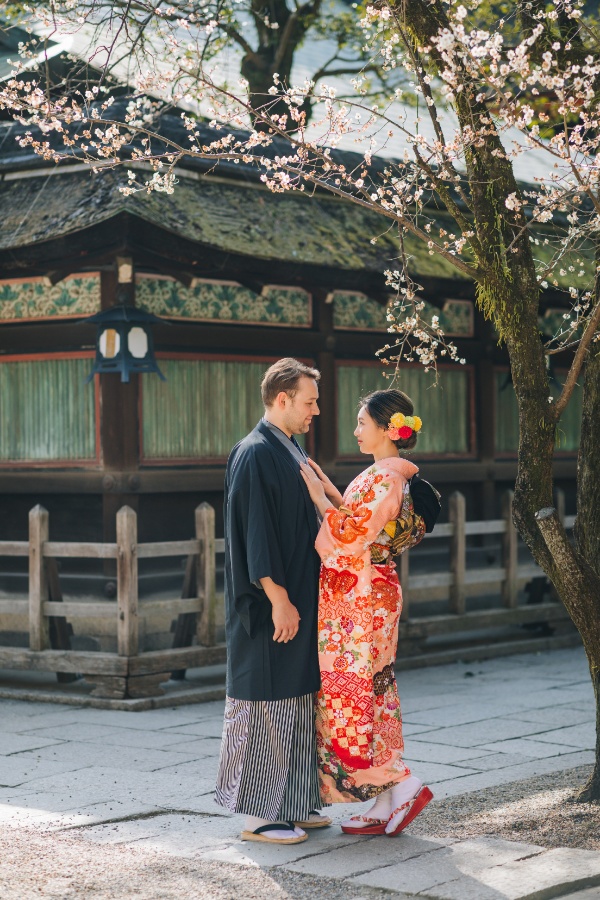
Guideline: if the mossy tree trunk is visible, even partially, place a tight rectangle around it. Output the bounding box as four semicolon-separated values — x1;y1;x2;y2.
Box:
403;0;600;800
575;340;600;801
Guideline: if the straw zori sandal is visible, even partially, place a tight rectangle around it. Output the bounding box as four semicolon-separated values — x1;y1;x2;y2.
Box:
294;810;332;829
241;821;308;844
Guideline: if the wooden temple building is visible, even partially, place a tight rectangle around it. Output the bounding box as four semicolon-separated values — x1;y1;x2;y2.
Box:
0;22;586;569
0;99;582;550
0;24;586;697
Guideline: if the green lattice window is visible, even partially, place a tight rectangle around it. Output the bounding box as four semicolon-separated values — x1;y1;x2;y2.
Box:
142;357;305;459
0;357;97;462
495;370;581;453
337;364;471;456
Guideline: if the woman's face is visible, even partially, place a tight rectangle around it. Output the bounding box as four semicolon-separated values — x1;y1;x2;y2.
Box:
354;405;388;456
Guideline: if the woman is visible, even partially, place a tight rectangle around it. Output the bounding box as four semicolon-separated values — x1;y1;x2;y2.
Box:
300;389;432;836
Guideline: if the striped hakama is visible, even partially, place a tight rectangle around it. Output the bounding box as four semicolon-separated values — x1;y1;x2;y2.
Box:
215;693;323;821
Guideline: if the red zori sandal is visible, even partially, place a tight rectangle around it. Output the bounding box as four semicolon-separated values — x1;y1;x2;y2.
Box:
386;786;433;836
341;815;388;836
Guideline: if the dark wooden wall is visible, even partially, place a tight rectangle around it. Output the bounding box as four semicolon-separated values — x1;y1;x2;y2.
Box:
0;252;578;547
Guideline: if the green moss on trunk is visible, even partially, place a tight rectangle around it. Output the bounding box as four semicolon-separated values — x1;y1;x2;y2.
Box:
575;345;600;801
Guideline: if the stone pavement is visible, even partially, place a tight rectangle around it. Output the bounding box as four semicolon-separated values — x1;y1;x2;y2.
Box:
1;646;599;899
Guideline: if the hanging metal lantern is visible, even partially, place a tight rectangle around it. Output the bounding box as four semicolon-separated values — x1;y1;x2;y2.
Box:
82;305;168;383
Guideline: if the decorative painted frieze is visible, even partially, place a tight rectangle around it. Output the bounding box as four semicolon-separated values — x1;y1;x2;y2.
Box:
0;275;100;321
332;291;474;337
136;276;312;327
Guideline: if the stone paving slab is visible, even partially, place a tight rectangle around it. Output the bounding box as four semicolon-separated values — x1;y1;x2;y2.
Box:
0;645;598;899
0;733;68;755
449;751;534;772
403;701;522;728
350;839;600;900
15;740;200;772
456;847;600;900
477;737;575;759
417;717;559;748
511;687;595;710
0;755;91;787
509;707;594;728
425;749;595;800
285;834;454;878
348;837;542;895
399;761;484;785
532;723;597;750
3;765;218;807
402;740;494;765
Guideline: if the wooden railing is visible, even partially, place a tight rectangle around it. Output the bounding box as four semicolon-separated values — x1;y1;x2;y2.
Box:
0;503;221;699
0;491;576;698
397;489;575;655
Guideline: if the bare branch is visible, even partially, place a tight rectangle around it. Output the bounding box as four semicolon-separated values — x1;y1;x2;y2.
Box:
554;297;600;419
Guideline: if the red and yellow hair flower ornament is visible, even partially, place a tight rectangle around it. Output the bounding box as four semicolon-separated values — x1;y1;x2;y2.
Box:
387;411;422;441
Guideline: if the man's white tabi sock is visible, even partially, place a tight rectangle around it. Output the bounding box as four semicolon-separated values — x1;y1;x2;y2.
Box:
244;815;305;838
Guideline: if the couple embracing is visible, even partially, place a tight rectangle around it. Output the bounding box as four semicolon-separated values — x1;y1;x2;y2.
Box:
215;358;435;844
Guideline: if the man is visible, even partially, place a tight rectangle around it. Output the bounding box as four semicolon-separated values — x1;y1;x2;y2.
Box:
215;358;331;844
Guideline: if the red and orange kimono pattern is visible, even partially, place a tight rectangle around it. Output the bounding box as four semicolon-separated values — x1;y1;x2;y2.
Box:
315;457;425;804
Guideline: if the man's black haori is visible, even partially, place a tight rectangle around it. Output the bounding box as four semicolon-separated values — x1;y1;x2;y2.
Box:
223;419;321;701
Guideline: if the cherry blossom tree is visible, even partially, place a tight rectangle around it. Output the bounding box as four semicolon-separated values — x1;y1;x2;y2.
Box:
2;0;600;799
4;0;398;128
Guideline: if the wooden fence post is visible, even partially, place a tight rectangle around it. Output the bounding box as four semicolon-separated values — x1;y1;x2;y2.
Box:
29;505;50;651
117;506;138;657
501;490;518;608
449;491;466;615
400;549;410;620
196;503;216;646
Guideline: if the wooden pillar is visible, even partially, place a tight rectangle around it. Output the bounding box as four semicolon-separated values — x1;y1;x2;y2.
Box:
117;505;138;657
29;504;50;651
100;263;140;547
312;288;337;467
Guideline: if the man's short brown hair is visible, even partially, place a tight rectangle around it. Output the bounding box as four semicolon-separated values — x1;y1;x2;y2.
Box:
261;358;320;407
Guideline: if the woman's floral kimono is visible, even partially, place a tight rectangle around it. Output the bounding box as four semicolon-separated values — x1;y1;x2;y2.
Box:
315;457;425;804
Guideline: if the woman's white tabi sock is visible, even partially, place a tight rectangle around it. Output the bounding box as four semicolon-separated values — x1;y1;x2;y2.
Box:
390;775;422;809
244;815;305;839
383;775;423;834
343;774;422;827
364;791;393;821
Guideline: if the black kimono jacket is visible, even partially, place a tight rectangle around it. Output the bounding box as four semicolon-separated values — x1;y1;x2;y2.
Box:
223;420;321;701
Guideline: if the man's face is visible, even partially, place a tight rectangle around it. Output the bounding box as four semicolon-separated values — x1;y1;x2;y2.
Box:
283;377;320;435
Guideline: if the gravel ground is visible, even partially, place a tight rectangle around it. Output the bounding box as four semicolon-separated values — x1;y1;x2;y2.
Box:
410;765;600;851
0;828;391;900
2;766;599;899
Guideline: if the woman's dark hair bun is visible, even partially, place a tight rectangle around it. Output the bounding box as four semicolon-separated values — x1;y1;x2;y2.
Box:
361;388;418;451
